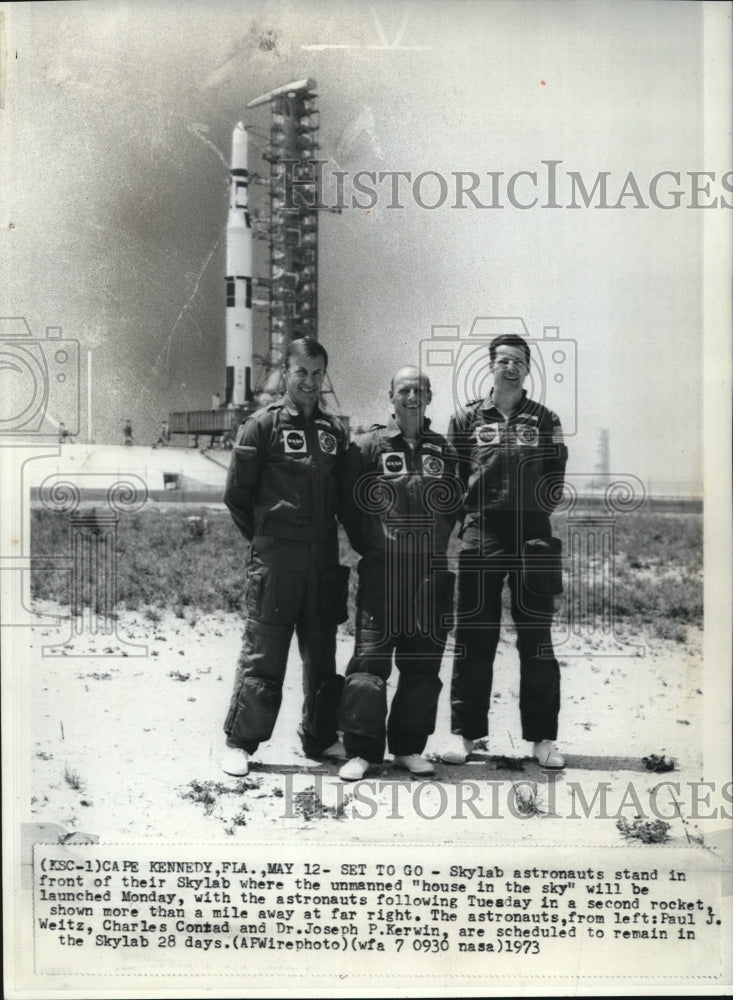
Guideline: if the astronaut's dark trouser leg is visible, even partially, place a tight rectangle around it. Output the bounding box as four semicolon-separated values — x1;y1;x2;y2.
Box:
340;632;392;765
450;545;505;741
387;634;444;756
340;558;392;764
296;540;344;755
449;512;560;745
297;621;342;757
224;537;340;755
224;619;291;754
509;573;560;742
342;555;449;761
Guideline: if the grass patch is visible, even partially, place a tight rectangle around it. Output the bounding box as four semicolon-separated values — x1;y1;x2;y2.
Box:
30;506;702;641
593;510;700;637
494;756;526;772
616;816;671;844
30;507;250;615
180;780;223;814
642;753;676;773
229;806;249;827
509;782;542;817
291;787;352;821
181;777;262;816
223;805;250;836
63;766;84;791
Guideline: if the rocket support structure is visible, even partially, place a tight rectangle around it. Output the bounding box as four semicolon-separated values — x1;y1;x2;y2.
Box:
246;79;320;395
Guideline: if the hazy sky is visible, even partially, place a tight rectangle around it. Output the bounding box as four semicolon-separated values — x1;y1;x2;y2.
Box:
1;0;724;492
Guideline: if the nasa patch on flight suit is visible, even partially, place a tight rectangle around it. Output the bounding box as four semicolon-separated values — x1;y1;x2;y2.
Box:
422;454;444;477
475;423;501;446
282;429;307;453
317;429;337;454
381;452;406;475
516;423;539;446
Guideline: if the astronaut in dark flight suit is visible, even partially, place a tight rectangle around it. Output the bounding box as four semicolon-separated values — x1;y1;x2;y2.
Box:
222;338;349;777
338;366;460;781
441;334;568;769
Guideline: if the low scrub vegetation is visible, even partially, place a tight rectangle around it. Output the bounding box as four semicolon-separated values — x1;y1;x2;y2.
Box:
30;506;702;641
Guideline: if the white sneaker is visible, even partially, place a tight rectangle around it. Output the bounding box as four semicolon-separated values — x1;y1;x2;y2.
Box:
321;740;347;762
440;734;475;765
533;740;565;769
222;746;251;776
339;757;371;781
393;754;435;776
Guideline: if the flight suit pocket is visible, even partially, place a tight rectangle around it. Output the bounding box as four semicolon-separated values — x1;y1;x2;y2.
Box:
522;537;563;597
245;560;298;625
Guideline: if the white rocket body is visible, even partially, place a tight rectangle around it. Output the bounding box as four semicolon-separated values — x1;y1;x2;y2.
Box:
225;122;253;406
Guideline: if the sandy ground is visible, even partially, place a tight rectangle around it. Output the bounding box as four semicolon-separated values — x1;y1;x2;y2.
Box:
24;600;723;854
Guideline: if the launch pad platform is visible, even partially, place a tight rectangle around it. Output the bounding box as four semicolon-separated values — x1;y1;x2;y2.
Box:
168;406;255;448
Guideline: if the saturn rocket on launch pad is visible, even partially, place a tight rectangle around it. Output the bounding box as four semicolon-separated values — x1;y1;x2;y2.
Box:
225;121;253;408
169;78;338;444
